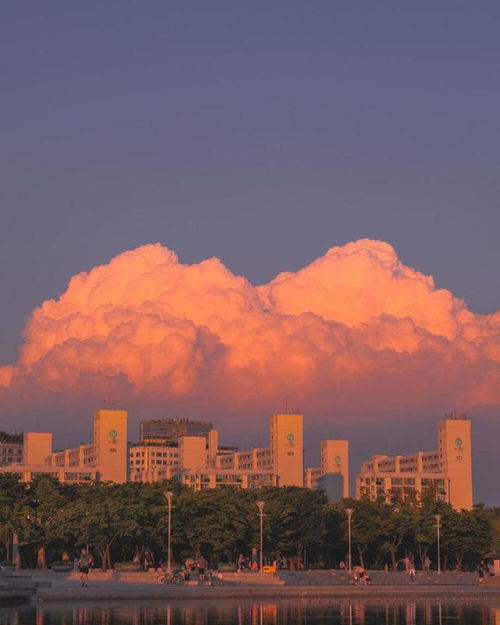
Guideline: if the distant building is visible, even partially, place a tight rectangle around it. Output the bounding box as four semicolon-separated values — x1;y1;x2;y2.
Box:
270;413;304;487
0;432;23;466
305;440;350;501
355;416;473;510
0;409;128;484
1;410;473;508
140;418;213;444
0;410;350;501
130;413;349;499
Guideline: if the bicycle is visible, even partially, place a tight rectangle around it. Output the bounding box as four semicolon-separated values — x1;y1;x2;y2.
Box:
156;569;185;585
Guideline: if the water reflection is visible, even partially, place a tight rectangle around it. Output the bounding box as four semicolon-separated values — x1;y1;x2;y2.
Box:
0;599;498;625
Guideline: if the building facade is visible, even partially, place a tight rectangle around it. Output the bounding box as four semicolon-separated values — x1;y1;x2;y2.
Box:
130;412;348;499
1;410;471;507
1;410;349;499
305;439;350;501
270;413;304;487
355;417;472;510
140;418;213;444
0;409;128;484
0;433;23;466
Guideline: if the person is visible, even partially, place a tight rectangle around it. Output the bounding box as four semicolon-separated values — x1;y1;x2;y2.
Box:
408;561;416;584
477;560;484;584
352;565;365;584
197;555;207;581
402;556;411;571
339;560;346;571
143;548;154;571
423;556;431;572
183;558;192;581
78;548;93;587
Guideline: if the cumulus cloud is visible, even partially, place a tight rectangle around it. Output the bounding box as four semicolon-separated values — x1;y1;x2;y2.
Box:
0;239;499;424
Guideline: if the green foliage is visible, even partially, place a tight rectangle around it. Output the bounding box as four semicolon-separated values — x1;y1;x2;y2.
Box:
0;475;497;570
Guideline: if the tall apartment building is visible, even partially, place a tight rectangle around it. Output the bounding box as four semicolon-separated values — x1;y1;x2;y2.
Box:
130;413;348;498
356;417;472;510
270;413;304;487
305;440;350;500
1;410;349;500
0;409;128;484
92;409;128;483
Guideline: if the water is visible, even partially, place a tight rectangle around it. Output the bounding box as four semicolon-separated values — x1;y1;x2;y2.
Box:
1;599;499;625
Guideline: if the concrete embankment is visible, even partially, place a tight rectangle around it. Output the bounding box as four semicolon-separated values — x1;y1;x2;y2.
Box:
13;569;500;603
36;584;500;603
0;572;37;605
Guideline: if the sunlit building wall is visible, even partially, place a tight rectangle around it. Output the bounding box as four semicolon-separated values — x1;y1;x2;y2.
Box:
270;413;304;487
305;439;350;500
355;417;473;510
0;409;128;484
1;410;350;498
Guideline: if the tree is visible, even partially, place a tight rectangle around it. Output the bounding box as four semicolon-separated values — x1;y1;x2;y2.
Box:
264;487;328;568
21;476;75;568
342;499;388;569
441;506;495;570
0;475;27;561
173;487;257;562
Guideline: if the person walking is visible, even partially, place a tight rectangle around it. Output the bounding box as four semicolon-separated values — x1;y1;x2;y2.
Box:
197;555;207;581
408;560;416;584
78;548;93;587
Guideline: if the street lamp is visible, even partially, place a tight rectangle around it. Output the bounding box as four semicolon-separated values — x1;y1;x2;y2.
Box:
12;532;20;571
346;508;354;574
165;491;174;573
434;514;442;575
256;501;265;571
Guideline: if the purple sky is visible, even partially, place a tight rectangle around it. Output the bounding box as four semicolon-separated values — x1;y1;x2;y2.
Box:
0;3;499;503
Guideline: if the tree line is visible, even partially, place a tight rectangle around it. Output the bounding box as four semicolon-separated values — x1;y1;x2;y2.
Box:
0;474;498;570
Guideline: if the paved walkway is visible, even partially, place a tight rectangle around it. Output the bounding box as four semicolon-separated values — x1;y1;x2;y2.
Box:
10;569;500;603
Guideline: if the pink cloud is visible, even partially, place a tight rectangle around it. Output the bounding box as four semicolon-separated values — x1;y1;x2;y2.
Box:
0;239;498;422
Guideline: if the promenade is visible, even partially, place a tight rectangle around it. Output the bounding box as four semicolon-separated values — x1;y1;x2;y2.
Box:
8;569;499;603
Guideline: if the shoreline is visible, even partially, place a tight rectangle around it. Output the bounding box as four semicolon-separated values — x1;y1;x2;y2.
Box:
36;585;500;603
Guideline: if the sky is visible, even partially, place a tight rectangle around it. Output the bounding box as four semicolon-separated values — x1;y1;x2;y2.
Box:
0;3;499;502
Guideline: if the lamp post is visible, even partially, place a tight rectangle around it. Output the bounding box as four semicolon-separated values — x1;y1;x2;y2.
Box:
12;532;20;571
165;491;174;573
434;514;441;575
256;501;265;571
346;508;354;574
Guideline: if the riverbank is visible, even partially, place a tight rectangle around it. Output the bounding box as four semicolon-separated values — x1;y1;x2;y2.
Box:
36;584;500;603
5;569;499;604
